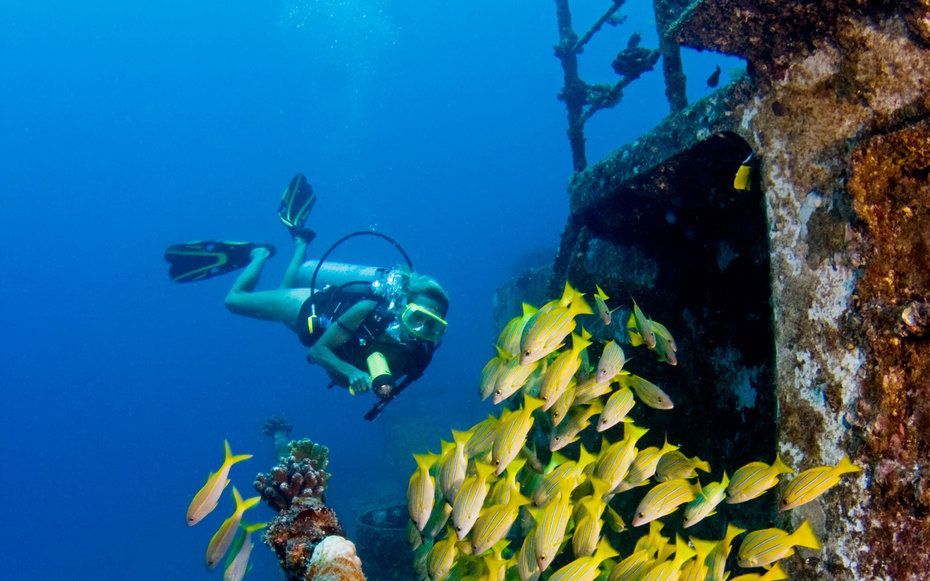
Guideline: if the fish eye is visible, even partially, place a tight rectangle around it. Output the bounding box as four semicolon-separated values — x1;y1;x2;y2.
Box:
638;512;645;518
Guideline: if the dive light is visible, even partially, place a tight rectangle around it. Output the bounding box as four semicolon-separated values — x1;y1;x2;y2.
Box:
367;352;394;394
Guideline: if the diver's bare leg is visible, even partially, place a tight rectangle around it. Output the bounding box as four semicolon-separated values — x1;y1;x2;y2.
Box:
280;236;309;289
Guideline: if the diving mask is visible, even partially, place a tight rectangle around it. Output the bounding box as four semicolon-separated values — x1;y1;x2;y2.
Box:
400;303;447;342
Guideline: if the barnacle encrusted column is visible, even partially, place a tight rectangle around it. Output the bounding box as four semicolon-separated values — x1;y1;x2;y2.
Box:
255;439;366;580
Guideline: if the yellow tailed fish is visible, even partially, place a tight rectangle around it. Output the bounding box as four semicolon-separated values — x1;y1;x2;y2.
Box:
604;504;627;533
498;303;538;357
596;340;626;384
640;534;695;581
223;522;266;581
726;454;794;504
635;521;669;557
517;526;541;581
549;381;576;427
550;400;603;451
490;456;526;505
533;481;575;572
520;292;593;365
550;537;619;581
439;429;471;502
206;487;261;569
678;537;717;581
631;478;700;527
733;153;754;191
706;524;746;581
493;395;545;474
540;332;591;410
594;284;617;326
408;452;438;531
493;357;540;404
595;423;648;491
737;520;821;568
427;526;459;580
608;549;654;581
573;375;614;404
452;461;497;536
422;499;453;540
617;437;679;492
571;478;610;557
780;455;861;511
465;415;499;458
481;540;511;581
597;386;635;432
619;374;674;410
471;489;531;555
627;300;657;349
534;446;596;506
480;352;509;401
730;562;788;581
187;440;252;526
655;450;711;482
682;472;729;528
649;320;678;366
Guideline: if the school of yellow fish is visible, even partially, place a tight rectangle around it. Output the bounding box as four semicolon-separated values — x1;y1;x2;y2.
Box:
408;283;861;580
186;440;266;581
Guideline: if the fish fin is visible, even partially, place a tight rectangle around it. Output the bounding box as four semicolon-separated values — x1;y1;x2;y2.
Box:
475;461;497;482
764;562;789;580
243;522;267;534
224;441;253;467
494;346;511;361
413;453;436;473
451;429;471;447
521;302;538;318
834;455;862;475
569;295;594;317
720;471;730;488
773;454;794;475
791;520;822;550
595;284;609;300
695;459;712;473
523;394;546;413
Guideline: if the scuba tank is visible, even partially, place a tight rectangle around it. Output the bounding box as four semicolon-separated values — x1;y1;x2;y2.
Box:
296;260;385;292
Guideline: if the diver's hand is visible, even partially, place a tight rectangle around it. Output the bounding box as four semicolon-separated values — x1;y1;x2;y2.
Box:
346;369;371;396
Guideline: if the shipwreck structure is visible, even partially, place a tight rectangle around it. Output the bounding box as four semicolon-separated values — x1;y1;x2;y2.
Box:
495;0;929;578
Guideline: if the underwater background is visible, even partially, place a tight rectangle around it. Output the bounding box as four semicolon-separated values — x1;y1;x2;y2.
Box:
0;1;739;578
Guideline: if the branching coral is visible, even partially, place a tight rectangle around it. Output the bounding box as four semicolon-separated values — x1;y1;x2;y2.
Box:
255;439;331;512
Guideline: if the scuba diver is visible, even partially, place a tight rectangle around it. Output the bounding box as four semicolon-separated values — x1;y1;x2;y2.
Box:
164;174;449;420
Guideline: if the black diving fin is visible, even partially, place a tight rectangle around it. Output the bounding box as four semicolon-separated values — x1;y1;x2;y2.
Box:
278;173;316;231
164;241;275;283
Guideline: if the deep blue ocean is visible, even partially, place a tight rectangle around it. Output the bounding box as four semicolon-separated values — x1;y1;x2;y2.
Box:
0;1;738;578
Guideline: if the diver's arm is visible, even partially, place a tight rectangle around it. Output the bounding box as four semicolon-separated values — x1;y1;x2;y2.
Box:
307;300;378;391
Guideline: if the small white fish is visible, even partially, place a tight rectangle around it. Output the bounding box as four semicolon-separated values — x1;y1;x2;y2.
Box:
737;520;821;568
631;478;699;527
780;455;861;511
206;487;261;569
223;522;266;581
408;452;438;531
597;386;635;432
187;440;252;526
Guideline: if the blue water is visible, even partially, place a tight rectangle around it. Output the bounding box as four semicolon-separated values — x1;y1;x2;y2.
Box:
0;1;739;578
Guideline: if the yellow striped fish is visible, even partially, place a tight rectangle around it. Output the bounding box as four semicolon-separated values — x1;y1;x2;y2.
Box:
550;400;603;451
498;303;538;357
223;522;266;581
480;353;508;401
422;500;453;540
550;537;618;581
549;381;576;427
619;374;674;410
206;487;261;569
706;524;746;581
626;300;657;349
595;423;648;491
729;562;788;581
438;429;471;503
608;549;654;581
187;440;252;526
594;284;616;326
534;446;596;506
427;526;459;580
780;455;860;511
737;520;821;568
596;340;626;384
570;478;610;557
408;452;438;531
618;438;679;492
540;332;591;410
452;461;496;536
533;481;575;572
490;456;526;505
492;357;540;404
655;450;711;482
471;489;530;555
573;375;614;404
640;534;695;581
597;386;635;432
517;526;541;581
678;537;717;581
465;415;499;458
682;472;729;528
635;521;669;558
649;320;678;366
520;293;593;365
481;541;511;581
726;454;793;504
493;395;545;474
631;478;699;527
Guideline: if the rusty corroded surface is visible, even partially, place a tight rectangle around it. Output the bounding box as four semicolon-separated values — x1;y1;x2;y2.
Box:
846;118;930;580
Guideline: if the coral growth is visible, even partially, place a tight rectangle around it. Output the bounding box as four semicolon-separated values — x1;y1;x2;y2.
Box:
304;536;366;581
255;439;331;512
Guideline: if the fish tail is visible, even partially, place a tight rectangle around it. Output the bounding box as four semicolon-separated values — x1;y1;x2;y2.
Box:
475;461;497;482
834;455;862;476
571;332;592;353
720;471;730;488
695;459;712;473
569;295;594;317
521;302;538;318
595;284;609;300
224;441;253;467
524;394;546;413
791;520;822;550
764;562;789;580
772;454;794;475
451;429;471;447
413;453;435;473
